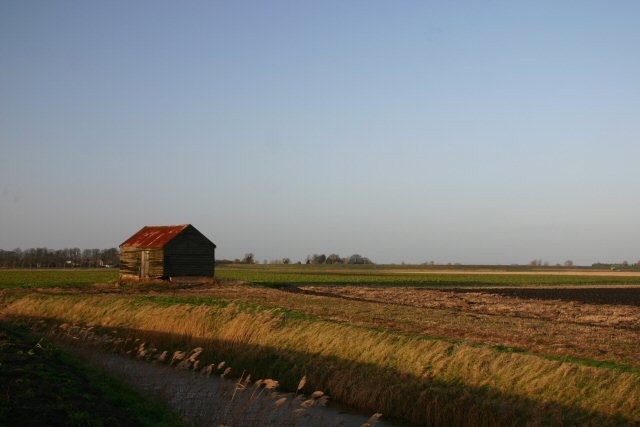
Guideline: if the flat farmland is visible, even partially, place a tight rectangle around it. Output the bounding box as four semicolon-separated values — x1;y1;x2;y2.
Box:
1;265;639;426
0;269;117;289
215;264;640;287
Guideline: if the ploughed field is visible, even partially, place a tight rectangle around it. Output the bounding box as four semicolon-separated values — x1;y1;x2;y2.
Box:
1;265;639;426
451;286;640;306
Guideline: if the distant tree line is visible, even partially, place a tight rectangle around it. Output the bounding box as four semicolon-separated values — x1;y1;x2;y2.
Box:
305;253;373;265
529;259;575;267
592;261;640;270
215;253;260;265
0;248;119;268
527;259;640;269
216;252;374;265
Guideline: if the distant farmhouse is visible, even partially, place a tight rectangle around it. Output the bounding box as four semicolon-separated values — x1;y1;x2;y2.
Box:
119;224;216;281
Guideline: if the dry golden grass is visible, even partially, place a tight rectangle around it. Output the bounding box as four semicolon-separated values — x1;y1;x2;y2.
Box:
2;294;639;426
158;283;640;366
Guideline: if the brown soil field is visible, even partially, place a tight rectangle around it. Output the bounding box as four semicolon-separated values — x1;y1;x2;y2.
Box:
296;286;640;329
451;286;640;306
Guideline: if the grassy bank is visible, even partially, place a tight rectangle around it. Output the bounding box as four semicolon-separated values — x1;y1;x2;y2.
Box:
0;321;186;427
2;294;638;426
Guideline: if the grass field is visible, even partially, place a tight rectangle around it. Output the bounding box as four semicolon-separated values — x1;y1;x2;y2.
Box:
216;264;640;287
0;321;186;427
1;265;639;426
3;264;640;289
0;269;117;289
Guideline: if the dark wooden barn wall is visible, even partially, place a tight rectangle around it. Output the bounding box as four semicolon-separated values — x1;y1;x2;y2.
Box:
163;226;215;277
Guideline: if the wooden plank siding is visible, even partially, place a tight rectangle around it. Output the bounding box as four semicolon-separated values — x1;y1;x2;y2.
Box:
119;248;164;279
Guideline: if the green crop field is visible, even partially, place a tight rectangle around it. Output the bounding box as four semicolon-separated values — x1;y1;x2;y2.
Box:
215;264;640;287
0;269;117;289
2;265;640;289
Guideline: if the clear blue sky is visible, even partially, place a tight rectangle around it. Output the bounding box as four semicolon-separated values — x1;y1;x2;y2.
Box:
1;1;639;265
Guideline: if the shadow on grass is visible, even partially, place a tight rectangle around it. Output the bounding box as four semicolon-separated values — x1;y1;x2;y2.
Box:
0;321;186;427
11;315;633;427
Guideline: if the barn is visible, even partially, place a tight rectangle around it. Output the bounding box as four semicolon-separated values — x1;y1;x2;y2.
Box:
119;224;216;281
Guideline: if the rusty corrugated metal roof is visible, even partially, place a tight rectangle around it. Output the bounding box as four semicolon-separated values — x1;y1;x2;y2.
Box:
120;224;190;248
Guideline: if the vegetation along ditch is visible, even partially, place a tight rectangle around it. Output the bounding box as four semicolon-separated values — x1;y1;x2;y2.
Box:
1;292;638;426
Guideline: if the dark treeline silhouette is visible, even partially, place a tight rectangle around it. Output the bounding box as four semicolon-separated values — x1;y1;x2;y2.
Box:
592;261;640;270
216;253;374;265
306;253;373;265
216;253;260;265
0;248;119;268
